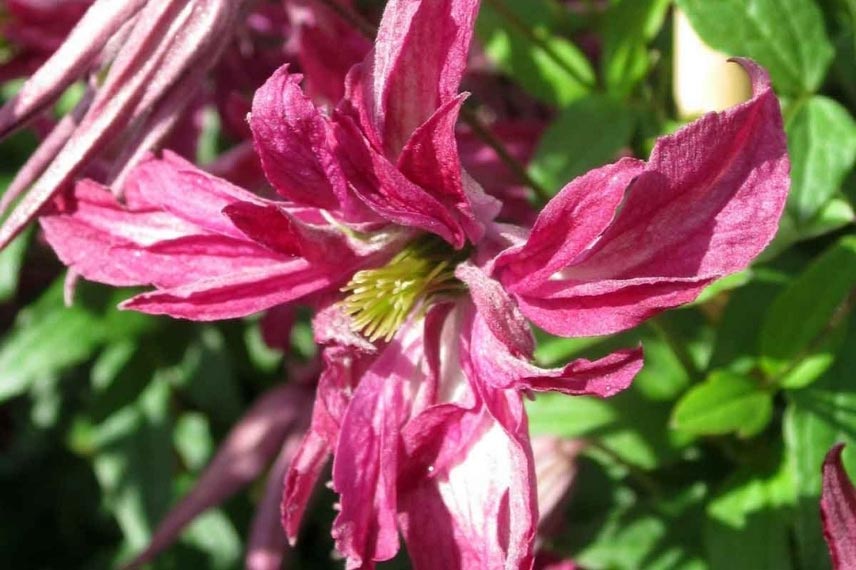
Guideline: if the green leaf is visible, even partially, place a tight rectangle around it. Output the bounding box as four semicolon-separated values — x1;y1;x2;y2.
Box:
760;235;856;377
574;483;708;570
778;318;848;389
174;327;243;422
528;393;617;438
0;225;30;302
705;451;796;570
477;0;595;107
174;413;213;472
600;0;671;97
176;509;241;570
802;195;856;237
531;312;710;468
707;269;789;372
529;388;688;470
765;194;855;259
690;270;753;306
677;0;835;94
786;96;856;226
529;95;635;194
0;281;106;402
784;316;856;570
85;377;174;550
671;371;773;438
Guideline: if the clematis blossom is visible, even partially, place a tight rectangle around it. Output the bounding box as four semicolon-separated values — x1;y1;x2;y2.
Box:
822;444;856;569
39;0;789;567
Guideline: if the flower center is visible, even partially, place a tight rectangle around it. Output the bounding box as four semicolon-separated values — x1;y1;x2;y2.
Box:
342;237;466;342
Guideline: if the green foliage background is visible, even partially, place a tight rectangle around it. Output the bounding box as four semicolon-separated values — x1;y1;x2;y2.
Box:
2;0;856;568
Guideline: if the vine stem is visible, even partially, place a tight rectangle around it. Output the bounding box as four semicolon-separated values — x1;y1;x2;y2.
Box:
310;0;552;204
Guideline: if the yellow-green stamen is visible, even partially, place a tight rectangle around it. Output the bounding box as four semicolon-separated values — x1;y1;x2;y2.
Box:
342;238;466;342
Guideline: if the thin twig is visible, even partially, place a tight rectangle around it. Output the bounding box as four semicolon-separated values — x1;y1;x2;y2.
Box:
310;0;551;203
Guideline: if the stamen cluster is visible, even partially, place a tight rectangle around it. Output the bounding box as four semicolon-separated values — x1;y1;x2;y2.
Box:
342;237;465;341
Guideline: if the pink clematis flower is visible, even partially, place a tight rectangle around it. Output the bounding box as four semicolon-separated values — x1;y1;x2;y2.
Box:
40;0;789;567
822;444;856;569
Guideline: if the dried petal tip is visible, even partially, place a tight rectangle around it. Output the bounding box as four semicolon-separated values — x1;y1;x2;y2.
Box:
821;443;856;569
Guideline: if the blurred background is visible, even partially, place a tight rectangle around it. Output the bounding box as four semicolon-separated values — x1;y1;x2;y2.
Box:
0;0;855;568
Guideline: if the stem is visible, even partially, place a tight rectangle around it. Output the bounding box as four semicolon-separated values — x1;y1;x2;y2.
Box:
310;0;550;204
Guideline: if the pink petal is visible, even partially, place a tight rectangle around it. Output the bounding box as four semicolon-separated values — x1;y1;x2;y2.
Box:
501;59;789;338
455;262;533;357
223;201;355;264
312;303;378;354
124;384;313;569
495;158;645;293
127;152;265;238
331;328;428;568
283;346;370;543
356;0;481;156
282;430;330;544
822;444;856;569
567;60;788;282
471;310;643;397
398;94;485;242
40;180;290;289
514;276;711;338
120;259;340;321
399;412;535;570
250;65;344;209
334;113;466;248
398;305;537;570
